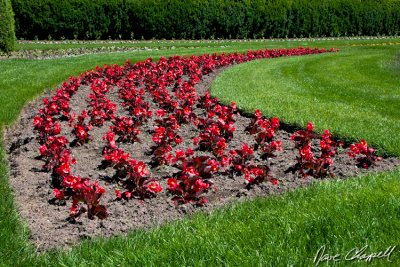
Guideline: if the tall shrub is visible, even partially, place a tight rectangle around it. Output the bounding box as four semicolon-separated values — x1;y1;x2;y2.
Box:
0;0;16;52
10;0;400;40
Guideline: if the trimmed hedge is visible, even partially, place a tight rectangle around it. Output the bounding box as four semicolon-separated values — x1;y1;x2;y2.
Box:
0;0;16;52
11;0;400;40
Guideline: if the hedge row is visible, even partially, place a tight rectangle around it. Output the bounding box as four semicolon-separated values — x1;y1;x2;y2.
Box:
0;0;16;52
11;0;400;40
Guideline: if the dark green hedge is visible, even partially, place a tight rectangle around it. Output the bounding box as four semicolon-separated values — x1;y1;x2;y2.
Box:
0;0;16;52
11;0;400;40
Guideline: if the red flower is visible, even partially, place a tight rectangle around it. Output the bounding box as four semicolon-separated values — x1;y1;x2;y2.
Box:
197;198;208;205
306;122;314;132
104;131;115;141
234;164;243;172
147;181;162;193
270;178;280;185
194;179;209;192
185;148;194;156
254;109;262;119
132;161;150;177
347;139;381;168
241;143;253;156
300;145;314;161
75;125;87;139
167;178;179;190
115;189;122;199
231;101;237;110
270;117;280;129
39;145;47;156
53;188;65;200
207;159;219;172
220;155;231;167
156;109;166;117
94;181;106;194
193;137;199;145
175;136;183;144
244;175;255;184
185;166;199;177
53;123;61;135
62;175;81;188
33;116;43;127
175;149;185;160
56;163;71;176
70;205;79;216
216;138;226;150
152;126;166;144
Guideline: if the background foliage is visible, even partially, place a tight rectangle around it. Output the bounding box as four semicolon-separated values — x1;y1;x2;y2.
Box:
0;0;16;52
11;0;400;40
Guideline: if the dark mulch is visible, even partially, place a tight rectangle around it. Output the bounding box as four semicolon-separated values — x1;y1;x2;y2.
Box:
4;68;400;252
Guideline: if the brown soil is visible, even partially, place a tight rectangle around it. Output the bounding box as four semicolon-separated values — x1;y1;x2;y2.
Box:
4;68;400;252
0;45;227;60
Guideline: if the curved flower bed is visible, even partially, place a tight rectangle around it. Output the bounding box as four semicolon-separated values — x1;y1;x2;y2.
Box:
34;48;327;220
8;46;399;250
30;46;380;218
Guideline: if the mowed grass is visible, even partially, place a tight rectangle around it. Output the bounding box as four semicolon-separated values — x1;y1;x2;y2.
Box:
15;37;400;51
212;45;400;156
25;170;400;266
0;38;400;266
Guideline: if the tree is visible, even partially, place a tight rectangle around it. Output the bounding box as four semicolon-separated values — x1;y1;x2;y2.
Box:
0;0;16;53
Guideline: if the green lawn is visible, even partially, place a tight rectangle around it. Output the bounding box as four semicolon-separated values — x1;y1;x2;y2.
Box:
211;45;400;156
15;39;230;51
1;38;399;266
25;170;400;266
14;37;400;51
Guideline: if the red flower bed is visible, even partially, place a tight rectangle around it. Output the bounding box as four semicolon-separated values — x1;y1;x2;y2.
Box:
29;46;389;222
